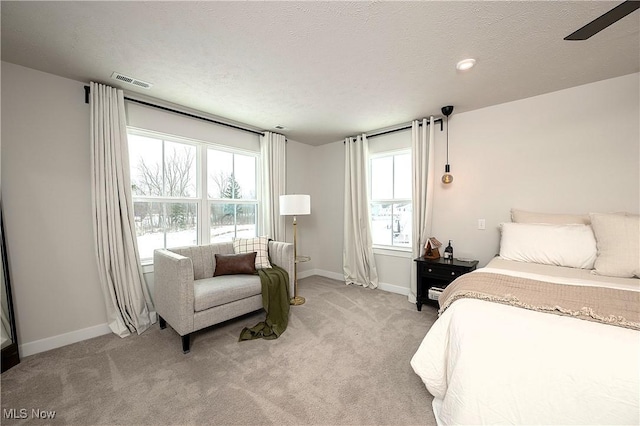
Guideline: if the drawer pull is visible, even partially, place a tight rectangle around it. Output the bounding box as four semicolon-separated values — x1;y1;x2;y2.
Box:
451;272;456;276
428;268;432;272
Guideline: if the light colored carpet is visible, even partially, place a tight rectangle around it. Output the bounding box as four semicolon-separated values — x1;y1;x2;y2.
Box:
1;276;438;425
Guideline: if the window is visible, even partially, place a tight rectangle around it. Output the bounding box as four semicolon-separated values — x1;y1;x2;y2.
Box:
128;130;259;262
207;148;257;242
369;151;412;248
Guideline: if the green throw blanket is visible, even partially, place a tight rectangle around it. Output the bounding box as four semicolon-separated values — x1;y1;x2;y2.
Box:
239;265;290;341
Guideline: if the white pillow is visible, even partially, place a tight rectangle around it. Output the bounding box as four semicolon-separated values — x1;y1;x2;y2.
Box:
233;236;272;269
589;213;640;278
499;223;597;269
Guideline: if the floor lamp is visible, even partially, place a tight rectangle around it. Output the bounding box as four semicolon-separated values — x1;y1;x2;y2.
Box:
279;194;310;305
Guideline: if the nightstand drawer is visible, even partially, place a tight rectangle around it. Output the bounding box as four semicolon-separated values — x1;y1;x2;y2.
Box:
414;257;479;311
419;263;466;279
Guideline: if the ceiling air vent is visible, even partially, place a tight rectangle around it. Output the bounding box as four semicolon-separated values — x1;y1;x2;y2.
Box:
110;72;153;89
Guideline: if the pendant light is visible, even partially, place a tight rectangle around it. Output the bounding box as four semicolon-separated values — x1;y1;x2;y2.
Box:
441;105;454;184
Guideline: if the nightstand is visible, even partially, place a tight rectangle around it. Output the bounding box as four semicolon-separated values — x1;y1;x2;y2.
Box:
414;257;479;311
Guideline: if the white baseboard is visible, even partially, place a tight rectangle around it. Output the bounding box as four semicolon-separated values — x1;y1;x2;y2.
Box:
20;323;112;357
377;282;410;296
298;268;410;296
298;268;342;281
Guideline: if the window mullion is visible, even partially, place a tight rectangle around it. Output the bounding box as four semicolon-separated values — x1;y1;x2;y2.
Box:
161;139;166;197
161;140;167;249
199;145;208;245
162;203;167;250
132;196;197;203
391;154;395;199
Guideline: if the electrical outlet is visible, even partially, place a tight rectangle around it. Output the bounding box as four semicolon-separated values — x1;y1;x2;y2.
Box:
478;219;486;230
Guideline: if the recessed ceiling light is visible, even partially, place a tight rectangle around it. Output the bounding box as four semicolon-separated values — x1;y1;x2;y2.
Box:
456;58;476;71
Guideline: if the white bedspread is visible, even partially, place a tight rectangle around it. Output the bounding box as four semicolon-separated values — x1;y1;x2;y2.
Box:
411;258;640;425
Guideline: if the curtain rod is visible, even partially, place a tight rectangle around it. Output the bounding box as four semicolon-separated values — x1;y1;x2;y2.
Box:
84;85;265;137
346;118;444;142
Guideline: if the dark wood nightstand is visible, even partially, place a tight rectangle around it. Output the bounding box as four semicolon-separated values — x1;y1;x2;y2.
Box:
414;257;479;311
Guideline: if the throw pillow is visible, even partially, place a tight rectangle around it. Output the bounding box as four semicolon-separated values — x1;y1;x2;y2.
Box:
213;252;257;277
499;222;597;269
233;236;272;269
589;212;640;278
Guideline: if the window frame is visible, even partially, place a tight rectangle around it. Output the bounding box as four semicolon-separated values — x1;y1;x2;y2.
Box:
127;128;260;264
369;148;412;252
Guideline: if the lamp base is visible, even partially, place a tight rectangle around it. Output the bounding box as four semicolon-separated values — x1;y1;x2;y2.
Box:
290;296;306;306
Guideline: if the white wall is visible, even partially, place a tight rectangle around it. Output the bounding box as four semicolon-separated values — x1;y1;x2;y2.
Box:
280;140;315;275
432;73;639;267
1;62;109;355
308;73;640;293
303;140;345;280
126;102;261;152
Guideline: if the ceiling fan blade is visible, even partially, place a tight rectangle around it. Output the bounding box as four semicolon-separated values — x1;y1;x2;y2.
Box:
564;0;640;41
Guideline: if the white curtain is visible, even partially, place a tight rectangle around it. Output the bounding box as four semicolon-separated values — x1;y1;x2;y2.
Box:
410;117;435;303
259;131;287;241
343;135;379;289
90;82;156;337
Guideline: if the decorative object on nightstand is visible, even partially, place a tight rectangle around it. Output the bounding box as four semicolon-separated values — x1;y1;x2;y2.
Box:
443;240;454;261
441;105;454;184
414;256;478;311
279;194;311;306
424;237;442;260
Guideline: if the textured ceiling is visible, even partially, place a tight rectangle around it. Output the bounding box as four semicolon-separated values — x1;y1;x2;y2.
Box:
2;1;639;145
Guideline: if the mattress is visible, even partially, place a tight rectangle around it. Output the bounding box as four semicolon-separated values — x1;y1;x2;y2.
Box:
411;257;640;425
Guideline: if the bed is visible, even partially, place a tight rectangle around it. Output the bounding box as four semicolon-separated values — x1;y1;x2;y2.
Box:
411;211;640;425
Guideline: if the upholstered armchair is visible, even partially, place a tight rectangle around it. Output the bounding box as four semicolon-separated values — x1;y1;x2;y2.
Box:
154;240;294;353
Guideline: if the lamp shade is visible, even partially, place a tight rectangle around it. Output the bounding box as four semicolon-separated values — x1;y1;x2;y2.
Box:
279;194;311;216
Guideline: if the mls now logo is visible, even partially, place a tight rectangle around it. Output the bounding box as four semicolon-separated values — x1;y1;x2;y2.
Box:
3;409;27;419
3;408;56;419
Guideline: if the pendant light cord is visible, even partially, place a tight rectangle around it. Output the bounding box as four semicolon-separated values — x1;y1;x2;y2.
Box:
446;115;449;164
